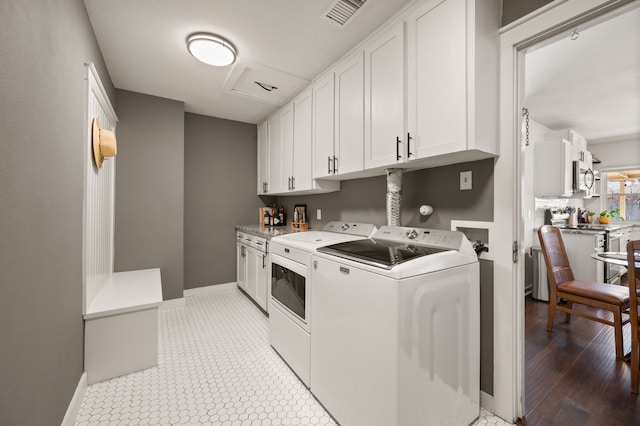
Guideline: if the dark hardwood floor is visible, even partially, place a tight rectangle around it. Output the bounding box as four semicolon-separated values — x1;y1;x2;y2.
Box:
521;296;640;425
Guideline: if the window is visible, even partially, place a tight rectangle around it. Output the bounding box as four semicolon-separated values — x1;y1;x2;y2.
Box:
605;170;640;221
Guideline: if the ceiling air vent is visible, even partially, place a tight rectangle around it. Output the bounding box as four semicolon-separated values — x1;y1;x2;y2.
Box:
321;0;369;28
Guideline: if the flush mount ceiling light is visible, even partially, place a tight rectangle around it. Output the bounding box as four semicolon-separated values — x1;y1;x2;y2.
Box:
186;33;236;67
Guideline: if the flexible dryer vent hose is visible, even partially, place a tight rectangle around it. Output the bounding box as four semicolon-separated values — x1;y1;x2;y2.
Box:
385;168;403;227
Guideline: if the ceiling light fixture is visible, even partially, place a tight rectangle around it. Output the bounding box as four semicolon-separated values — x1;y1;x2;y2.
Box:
186;33;237;67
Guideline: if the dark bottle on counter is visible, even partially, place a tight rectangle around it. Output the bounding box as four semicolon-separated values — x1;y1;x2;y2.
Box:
279;206;286;226
263;209;271;226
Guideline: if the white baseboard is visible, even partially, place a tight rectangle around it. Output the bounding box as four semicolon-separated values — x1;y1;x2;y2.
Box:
480;390;494;413
160;297;186;310
184;282;237;297
61;372;87;426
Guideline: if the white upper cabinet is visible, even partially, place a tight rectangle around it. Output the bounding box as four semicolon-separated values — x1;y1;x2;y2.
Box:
406;0;500;164
258;88;339;196
292;89;313;191
313;73;336;179
258;0;500;192
257;122;269;194
334;52;365;176
267;113;285;194
280;102;295;191
364;22;406;170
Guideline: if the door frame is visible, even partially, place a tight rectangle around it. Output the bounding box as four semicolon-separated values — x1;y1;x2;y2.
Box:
494;0;637;421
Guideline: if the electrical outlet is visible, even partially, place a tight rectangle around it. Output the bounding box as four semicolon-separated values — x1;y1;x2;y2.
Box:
317;209;322;220
460;171;472;190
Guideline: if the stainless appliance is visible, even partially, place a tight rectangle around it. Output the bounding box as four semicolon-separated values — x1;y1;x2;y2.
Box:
268;222;376;386
311;226;480;426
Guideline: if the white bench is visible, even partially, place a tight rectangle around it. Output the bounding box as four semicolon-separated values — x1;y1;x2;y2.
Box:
83;268;163;384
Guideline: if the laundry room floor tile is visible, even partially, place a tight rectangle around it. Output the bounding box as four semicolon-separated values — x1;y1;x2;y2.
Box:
75;286;511;426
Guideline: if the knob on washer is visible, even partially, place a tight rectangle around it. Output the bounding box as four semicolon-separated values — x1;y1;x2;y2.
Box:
406;229;418;239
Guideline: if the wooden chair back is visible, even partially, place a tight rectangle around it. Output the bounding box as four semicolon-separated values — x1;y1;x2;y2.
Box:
538;225;575;289
628;240;640;393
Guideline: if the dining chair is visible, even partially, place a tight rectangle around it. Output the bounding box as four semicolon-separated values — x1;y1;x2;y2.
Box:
627;240;640;393
538;225;630;359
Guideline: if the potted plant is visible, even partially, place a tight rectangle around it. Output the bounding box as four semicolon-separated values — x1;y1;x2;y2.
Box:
587;211;595;223
598;208;623;224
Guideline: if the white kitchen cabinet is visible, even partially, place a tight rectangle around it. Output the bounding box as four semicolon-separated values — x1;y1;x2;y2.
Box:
236;232;269;312
236;235;248;291
246;245;269;311
534;140;574;197
292;89;313;191
267;113;286;193
364;22;406;169
334;52;365;176
313;73;336;179
280;103;295;191
257;122;269;194
245;246;259;304
406;0;500;165
267;89;339;195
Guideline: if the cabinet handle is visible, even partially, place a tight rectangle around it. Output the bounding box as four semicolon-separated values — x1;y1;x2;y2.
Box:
292;176;295;190
333;156;338;174
407;133;413;158
328;156;332;174
262;254;266;269
396;136;401;160
288;176;292;190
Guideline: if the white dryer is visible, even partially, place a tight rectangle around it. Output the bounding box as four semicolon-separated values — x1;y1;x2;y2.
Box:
311;226;480;426
269;222;377;386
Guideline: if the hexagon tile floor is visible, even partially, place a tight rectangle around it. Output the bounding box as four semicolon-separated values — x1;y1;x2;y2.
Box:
75;286;513;426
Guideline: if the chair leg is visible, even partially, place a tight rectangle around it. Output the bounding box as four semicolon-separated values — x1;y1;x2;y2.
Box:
564;301;574;323
632;333;639;394
547;299;556;330
613;307;624;359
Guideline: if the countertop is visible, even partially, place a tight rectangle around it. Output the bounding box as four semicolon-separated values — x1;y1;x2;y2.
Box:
555;222;633;233
235;224;306;239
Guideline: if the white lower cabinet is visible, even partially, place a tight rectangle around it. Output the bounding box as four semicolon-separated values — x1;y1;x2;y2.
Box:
236;232;270;312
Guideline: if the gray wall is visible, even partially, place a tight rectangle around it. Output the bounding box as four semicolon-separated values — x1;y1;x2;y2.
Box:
502;0;555;26
114;90;185;300
184;113;273;289
0;1;114;424
275;158;494;230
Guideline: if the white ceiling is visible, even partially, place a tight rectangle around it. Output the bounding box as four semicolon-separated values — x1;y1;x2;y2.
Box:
84;0;412;124
525;5;640;143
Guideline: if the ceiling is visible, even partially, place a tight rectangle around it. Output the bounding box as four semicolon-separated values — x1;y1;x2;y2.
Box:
84;0;412;124
525;5;640;143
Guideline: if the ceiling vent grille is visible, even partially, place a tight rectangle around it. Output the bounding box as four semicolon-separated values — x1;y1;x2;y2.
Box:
321;0;368;27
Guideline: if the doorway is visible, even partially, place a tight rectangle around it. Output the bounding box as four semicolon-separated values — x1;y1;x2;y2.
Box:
519;1;640;422
494;0;640;422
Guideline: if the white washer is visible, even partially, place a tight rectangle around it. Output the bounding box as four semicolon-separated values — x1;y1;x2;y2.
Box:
311;226;480;426
269;222;377;386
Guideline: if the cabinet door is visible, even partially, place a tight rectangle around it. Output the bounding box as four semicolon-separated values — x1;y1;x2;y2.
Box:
313;73;335;178
334;52;364;175
254;252;269;311
407;0;466;159
236;243;247;291
293;89;313;191
246;246;259;300
257;122;269;194
267;114;285;193
280;103;295;192
364;23;405;169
